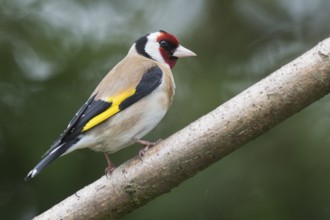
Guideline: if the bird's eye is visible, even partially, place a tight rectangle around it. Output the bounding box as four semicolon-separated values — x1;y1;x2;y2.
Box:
159;40;169;47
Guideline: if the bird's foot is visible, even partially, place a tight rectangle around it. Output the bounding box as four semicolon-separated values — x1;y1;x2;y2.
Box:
104;153;116;178
135;139;162;159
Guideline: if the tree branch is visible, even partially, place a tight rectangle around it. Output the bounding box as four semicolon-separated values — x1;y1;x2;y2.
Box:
34;38;330;220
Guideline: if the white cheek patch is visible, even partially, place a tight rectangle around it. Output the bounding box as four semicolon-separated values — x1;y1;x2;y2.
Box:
145;32;165;64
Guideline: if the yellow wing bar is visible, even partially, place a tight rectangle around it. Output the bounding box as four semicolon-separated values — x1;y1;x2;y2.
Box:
82;88;136;132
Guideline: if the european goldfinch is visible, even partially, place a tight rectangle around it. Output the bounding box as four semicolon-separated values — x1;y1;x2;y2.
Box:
25;30;196;181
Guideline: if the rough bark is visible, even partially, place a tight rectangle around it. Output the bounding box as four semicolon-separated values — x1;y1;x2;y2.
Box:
34;38;330;220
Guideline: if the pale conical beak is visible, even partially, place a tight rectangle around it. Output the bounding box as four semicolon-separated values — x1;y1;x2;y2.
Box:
173;45;197;58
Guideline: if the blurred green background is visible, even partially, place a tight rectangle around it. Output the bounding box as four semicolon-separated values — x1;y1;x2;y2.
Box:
1;0;330;219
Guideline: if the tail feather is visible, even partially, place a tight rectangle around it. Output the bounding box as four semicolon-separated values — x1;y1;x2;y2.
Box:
25;144;68;181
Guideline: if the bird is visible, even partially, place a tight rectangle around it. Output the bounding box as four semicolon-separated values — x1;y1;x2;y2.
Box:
25;30;196;181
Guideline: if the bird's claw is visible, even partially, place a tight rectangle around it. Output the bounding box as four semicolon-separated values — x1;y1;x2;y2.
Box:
104;166;116;179
135;139;162;159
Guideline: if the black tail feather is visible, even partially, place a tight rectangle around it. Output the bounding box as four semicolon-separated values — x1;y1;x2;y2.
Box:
25;144;68;181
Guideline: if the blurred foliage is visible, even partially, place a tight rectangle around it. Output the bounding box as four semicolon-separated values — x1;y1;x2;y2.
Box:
1;0;330;219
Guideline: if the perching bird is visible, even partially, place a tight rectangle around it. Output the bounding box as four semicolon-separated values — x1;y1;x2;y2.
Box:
25;30;196;181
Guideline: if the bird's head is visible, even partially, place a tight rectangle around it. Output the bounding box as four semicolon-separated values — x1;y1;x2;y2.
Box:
134;30;196;69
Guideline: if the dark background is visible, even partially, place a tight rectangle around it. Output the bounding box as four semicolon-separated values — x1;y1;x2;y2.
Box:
1;0;330;219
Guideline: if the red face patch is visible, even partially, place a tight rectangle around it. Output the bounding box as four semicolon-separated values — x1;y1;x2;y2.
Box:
157;31;180;69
